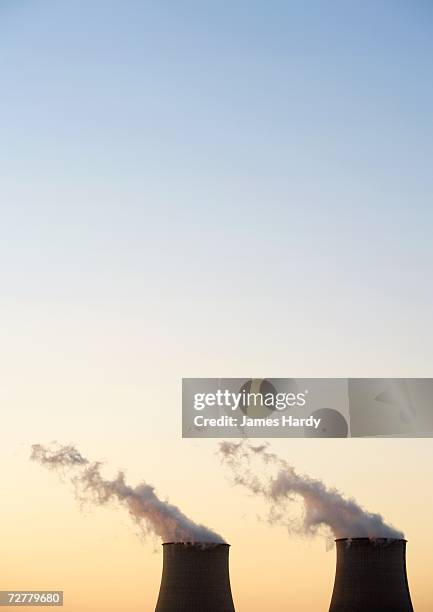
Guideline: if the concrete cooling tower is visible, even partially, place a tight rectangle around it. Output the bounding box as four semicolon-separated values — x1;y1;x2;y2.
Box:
329;538;413;611
155;542;235;612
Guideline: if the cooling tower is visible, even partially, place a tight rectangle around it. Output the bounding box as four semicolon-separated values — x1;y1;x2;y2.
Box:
155;542;235;612
329;538;413;611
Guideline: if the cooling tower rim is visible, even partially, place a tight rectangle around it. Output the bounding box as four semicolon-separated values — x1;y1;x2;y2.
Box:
162;541;230;546
335;537;407;542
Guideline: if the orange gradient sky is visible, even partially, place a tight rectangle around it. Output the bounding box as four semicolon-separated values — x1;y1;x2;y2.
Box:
1;303;433;610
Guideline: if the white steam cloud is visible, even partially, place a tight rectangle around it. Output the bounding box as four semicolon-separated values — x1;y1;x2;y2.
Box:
31;443;224;544
219;441;403;541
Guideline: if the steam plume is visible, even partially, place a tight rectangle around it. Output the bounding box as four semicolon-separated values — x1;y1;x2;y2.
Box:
31;443;224;544
219;441;403;540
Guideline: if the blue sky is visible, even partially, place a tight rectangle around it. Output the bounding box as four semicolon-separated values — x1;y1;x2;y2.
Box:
1;1;432;351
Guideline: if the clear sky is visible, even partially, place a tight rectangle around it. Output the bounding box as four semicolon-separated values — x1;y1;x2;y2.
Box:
1;2;433;610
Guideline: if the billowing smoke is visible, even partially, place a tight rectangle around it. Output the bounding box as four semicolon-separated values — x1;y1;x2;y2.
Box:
219;441;403;541
31;443;224;544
